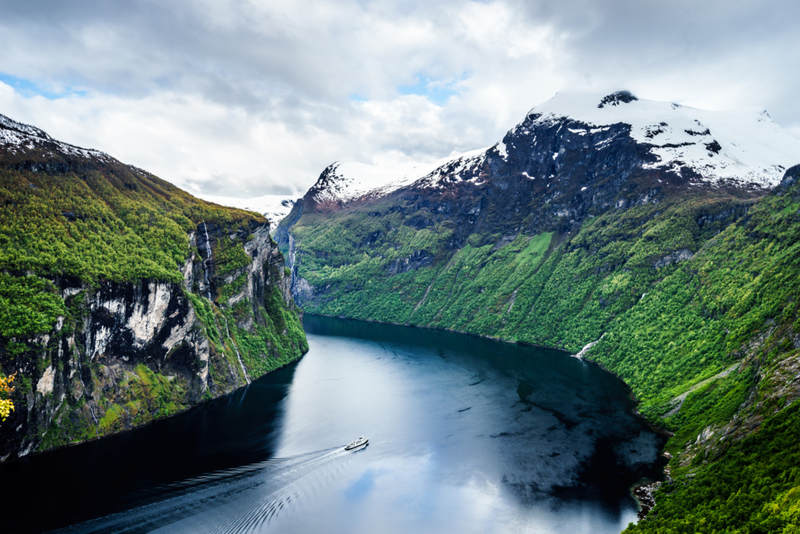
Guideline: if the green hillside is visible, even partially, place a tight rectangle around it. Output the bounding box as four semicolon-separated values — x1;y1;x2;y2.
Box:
0;142;307;457
286;166;800;532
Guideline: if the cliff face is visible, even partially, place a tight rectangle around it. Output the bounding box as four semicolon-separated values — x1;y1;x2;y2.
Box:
0;114;307;461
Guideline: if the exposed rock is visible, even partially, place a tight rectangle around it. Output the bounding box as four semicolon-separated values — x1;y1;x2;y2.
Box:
386;250;434;275
654;249;694;268
0;115;305;461
0;214;305;462
598;91;639;108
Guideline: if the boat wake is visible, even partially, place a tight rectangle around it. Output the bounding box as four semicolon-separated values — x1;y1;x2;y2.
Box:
54;446;358;534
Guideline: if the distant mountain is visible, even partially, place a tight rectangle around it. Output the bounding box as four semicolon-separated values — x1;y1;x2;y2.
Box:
303;91;798;211
305;148;487;208
197;193;297;227
279;92;800;532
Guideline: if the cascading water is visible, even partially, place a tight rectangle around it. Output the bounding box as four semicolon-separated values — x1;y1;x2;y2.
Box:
198;221;249;384
223;315;250;384
200;221;213;300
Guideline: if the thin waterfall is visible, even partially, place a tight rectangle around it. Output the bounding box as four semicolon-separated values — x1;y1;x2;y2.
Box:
201;221;213;300
223;315;250;384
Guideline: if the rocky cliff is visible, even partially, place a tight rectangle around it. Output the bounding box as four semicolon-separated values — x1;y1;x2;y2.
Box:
0;113;307;461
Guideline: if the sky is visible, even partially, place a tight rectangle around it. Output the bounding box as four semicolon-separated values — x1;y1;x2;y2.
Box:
0;0;798;198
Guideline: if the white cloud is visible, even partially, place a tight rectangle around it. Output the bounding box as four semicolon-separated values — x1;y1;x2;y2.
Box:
0;0;797;196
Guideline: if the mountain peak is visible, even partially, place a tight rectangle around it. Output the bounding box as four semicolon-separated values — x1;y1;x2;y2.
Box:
597;91;639;108
0;112;111;164
520;91;800;188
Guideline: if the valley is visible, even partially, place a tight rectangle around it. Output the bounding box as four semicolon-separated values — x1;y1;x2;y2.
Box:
1;91;799;533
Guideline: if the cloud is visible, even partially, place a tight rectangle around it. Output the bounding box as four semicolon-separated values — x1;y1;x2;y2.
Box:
0;0;797;196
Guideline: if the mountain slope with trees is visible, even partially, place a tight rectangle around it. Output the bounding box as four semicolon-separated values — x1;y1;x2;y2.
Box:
278;92;800;531
0;113;307;460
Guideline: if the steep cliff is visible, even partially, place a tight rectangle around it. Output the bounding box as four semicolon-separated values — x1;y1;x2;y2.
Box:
0;113;307;461
278;92;800;531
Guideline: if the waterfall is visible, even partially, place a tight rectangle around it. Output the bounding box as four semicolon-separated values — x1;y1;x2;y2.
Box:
199;221;248;384
223;315;250;384
288;232;297;291
201;221;213;300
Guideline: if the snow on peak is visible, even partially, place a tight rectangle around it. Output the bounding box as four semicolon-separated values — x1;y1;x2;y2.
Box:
523;91;800;188
311;92;799;205
0;112;112;162
311;148;489;204
196;193;297;226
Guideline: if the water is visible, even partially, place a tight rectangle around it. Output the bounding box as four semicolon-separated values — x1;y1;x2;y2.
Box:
1;316;665;533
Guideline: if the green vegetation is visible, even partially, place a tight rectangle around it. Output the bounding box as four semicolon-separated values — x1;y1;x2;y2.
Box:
221;287;308;377
289;174;800;532
217;273;247;306
625;402;800;533
214;235;252;276
292;191;751;352
0;166;262;286
186;285;307;386
0;146;308;458
0;273;65;338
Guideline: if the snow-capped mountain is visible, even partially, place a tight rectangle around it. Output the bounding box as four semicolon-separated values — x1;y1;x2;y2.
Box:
0;113;112;163
306;148;487;207
196;193;298;226
304;91;800;208
515;91;797;188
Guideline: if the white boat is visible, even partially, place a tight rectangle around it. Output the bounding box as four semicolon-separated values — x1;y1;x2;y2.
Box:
345;436;369;450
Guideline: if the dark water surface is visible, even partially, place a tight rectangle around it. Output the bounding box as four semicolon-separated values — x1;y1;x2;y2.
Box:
2;316;665;533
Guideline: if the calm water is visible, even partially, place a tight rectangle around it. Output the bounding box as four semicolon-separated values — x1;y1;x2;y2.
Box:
2;316;665;533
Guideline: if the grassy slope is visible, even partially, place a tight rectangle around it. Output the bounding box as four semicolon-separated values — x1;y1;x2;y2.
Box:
0;166;257;283
290;173;800;531
0;160;308;449
618;174;800;533
0;163;266;337
292;189;750;355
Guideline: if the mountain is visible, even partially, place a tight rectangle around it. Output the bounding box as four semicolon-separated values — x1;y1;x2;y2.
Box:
278;92;800;532
196;193;298;228
297;90;797;212
0;113;307;460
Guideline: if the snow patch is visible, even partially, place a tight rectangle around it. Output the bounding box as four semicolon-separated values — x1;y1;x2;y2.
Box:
0;113;113;162
197;194;297;226
313;147;489;204
525;92;800;188
495;140;509;160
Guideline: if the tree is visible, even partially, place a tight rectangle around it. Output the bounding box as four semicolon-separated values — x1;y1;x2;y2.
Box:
0;372;16;421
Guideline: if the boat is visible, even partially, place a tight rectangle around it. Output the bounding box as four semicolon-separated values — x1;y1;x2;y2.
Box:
345;436;369;450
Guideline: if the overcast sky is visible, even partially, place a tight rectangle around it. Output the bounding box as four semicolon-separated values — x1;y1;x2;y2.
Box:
0;0;797;197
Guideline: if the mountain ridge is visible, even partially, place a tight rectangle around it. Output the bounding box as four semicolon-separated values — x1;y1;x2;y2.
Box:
279;92;800;532
300;91;798;214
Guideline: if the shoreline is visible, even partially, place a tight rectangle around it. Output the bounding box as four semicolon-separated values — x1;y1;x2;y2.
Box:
0;350;308;466
631;452;673;521
306;311;675;517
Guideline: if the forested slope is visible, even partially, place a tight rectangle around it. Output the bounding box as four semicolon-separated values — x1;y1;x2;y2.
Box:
0;114;307;460
284;151;800;531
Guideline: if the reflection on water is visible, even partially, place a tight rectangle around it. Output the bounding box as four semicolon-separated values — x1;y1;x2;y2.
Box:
1;316;665;533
